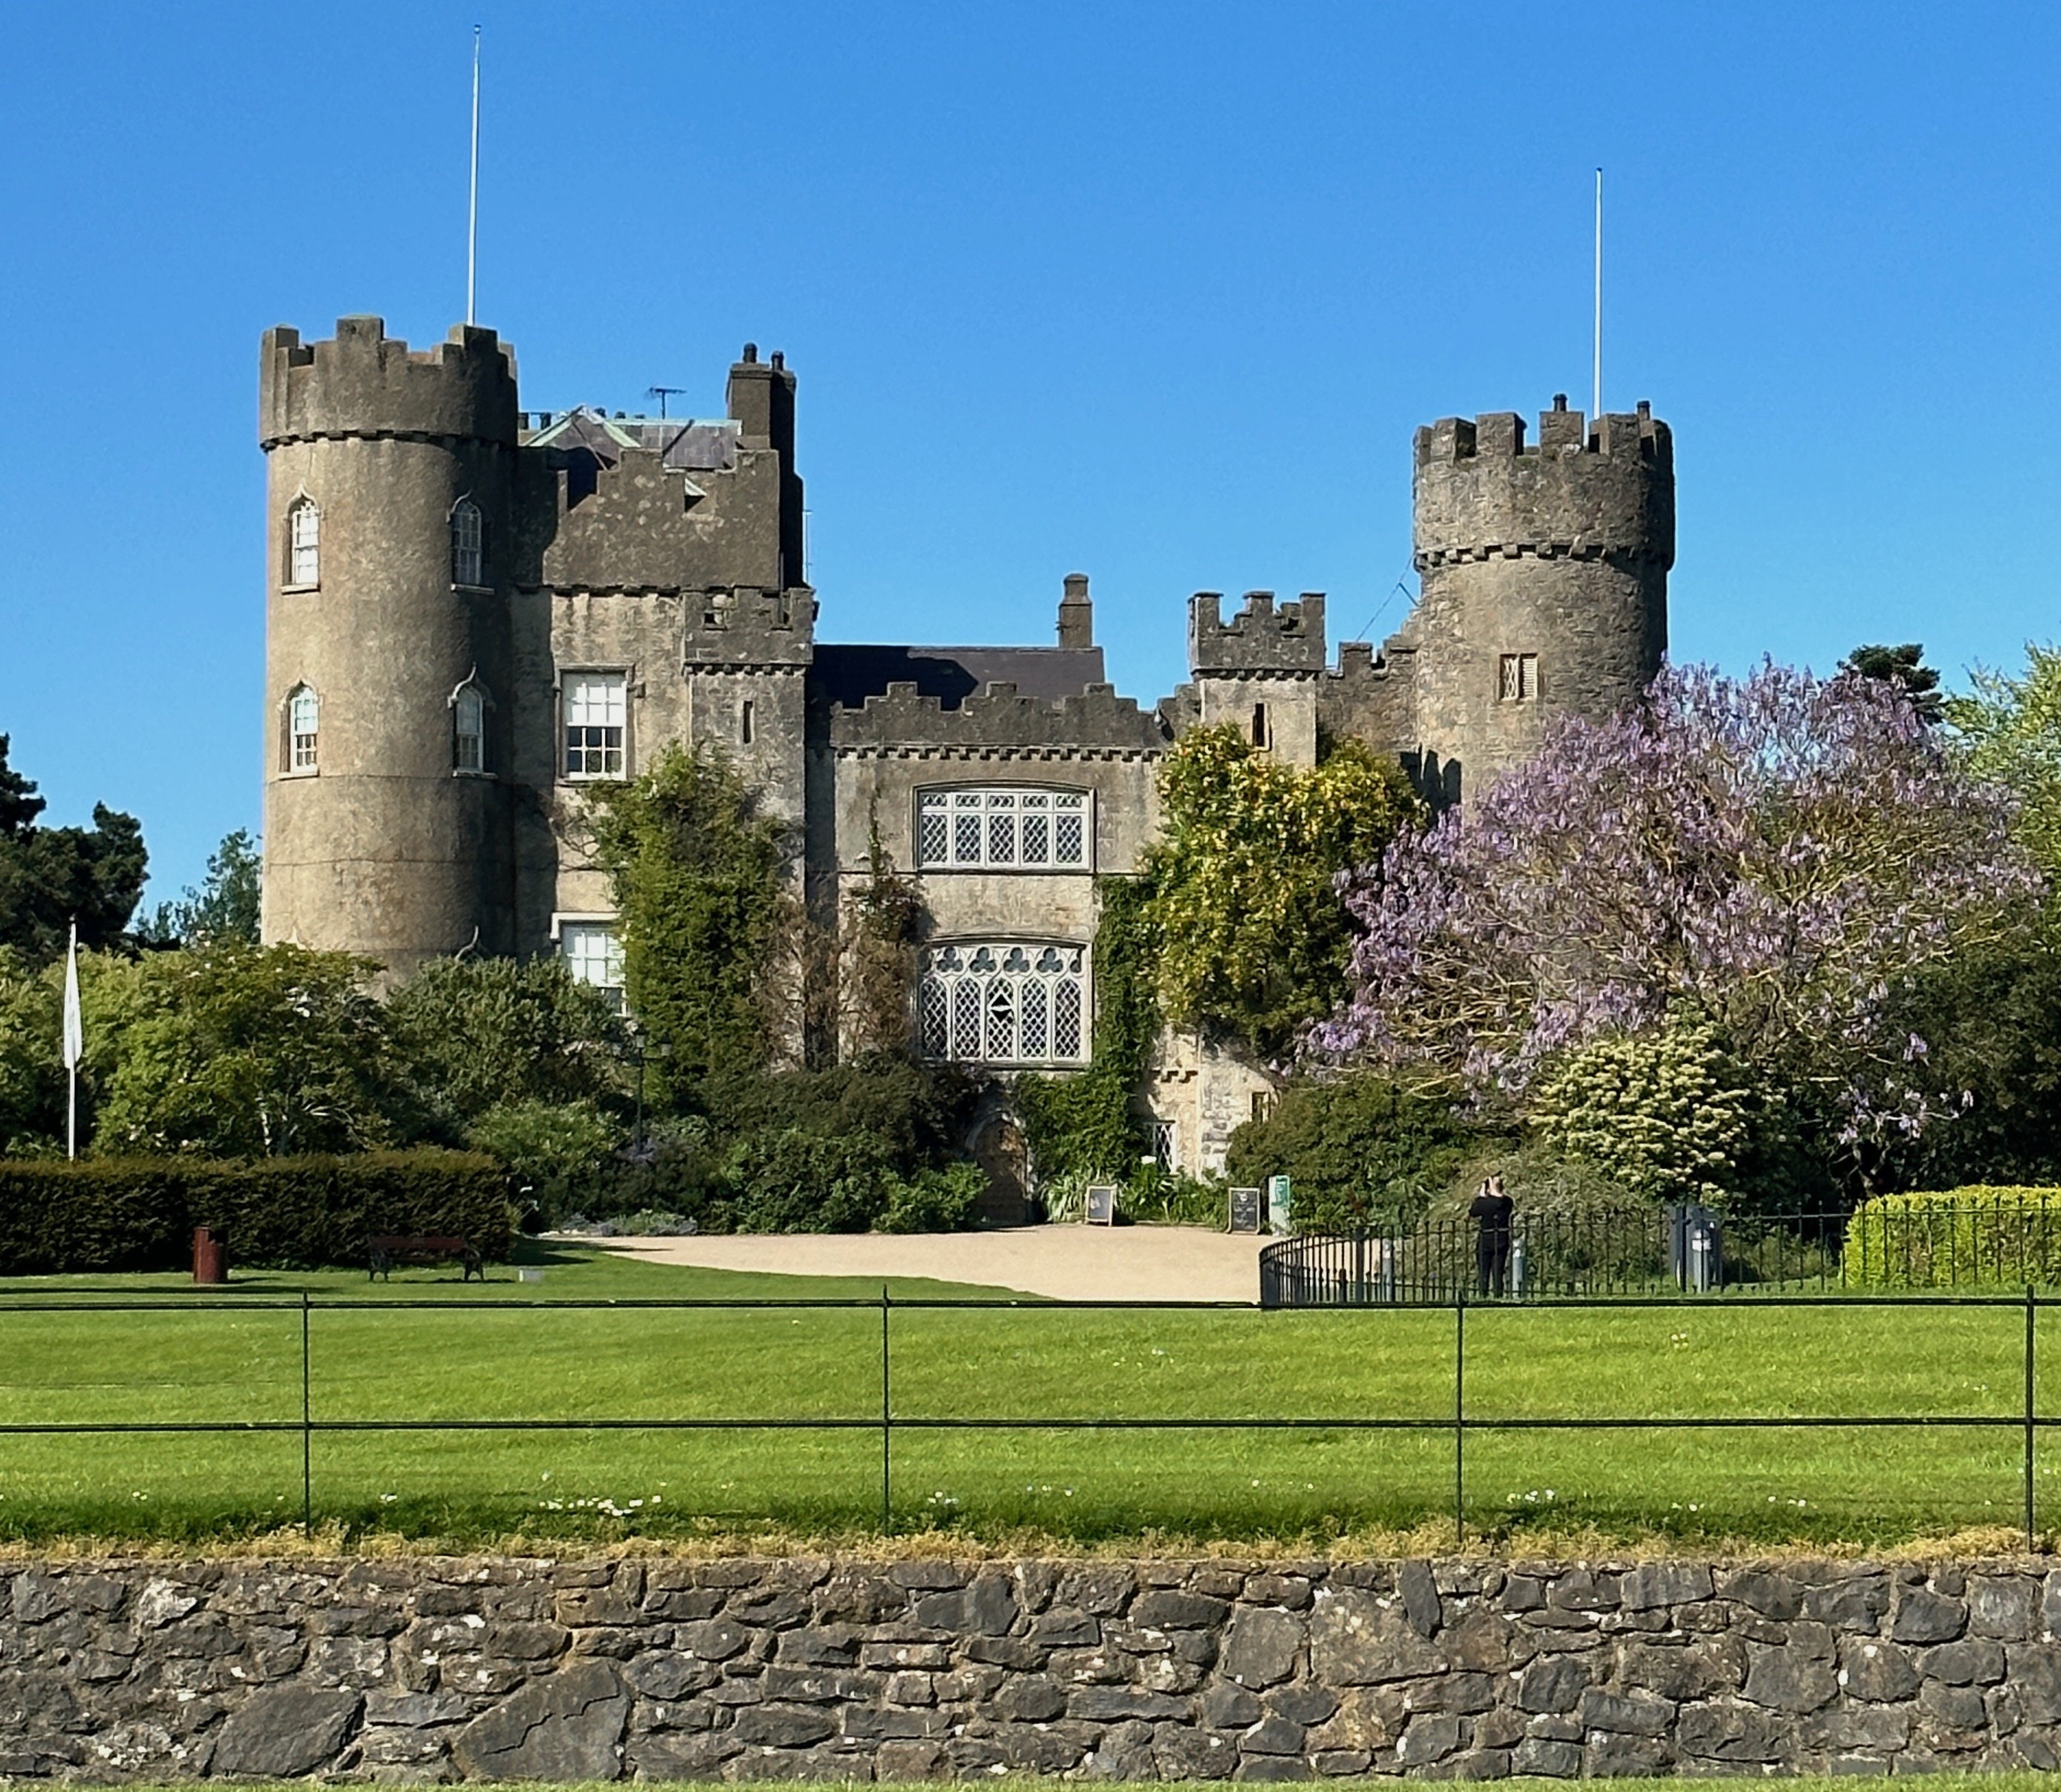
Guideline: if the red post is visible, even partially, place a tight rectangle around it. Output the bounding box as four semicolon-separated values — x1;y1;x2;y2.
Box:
192;1226;228;1285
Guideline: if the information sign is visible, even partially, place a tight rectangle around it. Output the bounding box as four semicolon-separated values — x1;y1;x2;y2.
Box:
1084;1183;1118;1226
1266;1174;1292;1234
1228;1187;1263;1233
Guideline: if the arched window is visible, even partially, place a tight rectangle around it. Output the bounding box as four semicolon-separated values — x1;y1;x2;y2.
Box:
452;682;486;773
287;497;320;588
286;684;319;772
451;498;484;587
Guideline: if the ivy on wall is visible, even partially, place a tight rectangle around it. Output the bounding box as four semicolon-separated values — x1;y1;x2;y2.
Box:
1014;874;1159;1183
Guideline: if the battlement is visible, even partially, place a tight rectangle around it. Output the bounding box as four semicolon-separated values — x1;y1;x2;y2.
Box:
830;680;1169;757
1414;398;1670;468
260;317;520;449
681;584;816;668
1414;399;1675;571
1188;590;1328;674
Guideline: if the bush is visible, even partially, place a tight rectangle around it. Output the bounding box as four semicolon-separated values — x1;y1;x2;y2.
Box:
876;1162;986;1234
0;1151;513;1274
716;1129;900;1234
1225;1074;1488;1232
1843;1185;2061;1288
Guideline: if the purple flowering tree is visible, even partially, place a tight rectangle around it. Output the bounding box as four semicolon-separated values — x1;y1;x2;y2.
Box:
1310;661;2042;1147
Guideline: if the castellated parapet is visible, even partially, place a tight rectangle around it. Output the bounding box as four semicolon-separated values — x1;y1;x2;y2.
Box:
260;317;519;447
829;681;1168;759
1187;590;1328;673
1399;398;1673;803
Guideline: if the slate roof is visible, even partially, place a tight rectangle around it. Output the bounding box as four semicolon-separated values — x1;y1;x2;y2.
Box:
521;407;738;472
812;644;1109;711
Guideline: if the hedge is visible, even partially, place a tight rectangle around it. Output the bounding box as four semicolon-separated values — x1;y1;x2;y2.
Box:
1842;1185;2061;1289
0;1151;513;1275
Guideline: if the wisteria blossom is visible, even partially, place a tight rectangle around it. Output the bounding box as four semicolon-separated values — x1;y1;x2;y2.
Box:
1309;661;2043;1140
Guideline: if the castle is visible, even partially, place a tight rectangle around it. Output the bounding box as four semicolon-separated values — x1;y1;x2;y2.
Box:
259;317;1674;1204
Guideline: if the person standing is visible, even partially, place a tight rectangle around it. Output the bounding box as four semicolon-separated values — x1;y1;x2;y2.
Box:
1471;1172;1514;1297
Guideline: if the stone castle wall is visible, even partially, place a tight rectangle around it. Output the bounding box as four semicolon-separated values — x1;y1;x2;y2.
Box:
6;1553;2057;1780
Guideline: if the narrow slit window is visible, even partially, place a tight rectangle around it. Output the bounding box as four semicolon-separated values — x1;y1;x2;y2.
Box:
740;698;754;745
1251;703;1268;746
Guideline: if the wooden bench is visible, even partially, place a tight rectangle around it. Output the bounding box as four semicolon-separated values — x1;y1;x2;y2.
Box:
367;1235;485;1281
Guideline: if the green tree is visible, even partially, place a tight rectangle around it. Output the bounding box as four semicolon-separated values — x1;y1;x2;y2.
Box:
1948;641;2061;881
385;953;626;1140
145;828;261;947
1146;727;1421;1059
0;948;60;1155
91;941;399;1157
1843;643;1944;724
585;744;791;1096
1223;1074;1485;1232
0;735;149;965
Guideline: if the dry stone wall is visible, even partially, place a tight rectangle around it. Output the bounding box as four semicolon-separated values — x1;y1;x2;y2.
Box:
7;1555;2061;1780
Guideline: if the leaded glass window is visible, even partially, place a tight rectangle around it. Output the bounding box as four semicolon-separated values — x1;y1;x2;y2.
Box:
451;499;485;587
916;941;1088;1067
288;498;320;587
453;684;485;772
287;685;319;772
916;789;1090;869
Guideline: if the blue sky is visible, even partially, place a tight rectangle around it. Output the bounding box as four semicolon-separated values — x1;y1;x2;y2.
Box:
3;2;2057;900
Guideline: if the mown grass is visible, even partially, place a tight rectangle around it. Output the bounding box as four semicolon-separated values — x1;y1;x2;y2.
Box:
0;1241;2054;1551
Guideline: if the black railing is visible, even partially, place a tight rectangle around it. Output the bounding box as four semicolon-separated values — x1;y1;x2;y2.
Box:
0;1285;2056;1547
1260;1195;2061;1305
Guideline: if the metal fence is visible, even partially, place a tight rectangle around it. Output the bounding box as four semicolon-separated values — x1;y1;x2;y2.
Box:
0;1286;2056;1547
1260;1195;2061;1305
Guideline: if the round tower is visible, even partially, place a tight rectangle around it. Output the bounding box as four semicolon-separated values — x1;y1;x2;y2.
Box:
1403;398;1673;804
260;315;520;974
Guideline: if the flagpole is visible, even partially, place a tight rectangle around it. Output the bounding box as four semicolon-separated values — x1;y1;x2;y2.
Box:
1593;168;1603;420
466;26;481;326
63;920;80;1161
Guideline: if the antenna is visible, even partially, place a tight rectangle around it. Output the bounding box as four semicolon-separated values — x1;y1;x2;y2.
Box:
1592;168;1603;420
646;385;688;421
466;26;481;326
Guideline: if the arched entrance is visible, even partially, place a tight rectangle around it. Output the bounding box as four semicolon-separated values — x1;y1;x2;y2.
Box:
970;1114;1030;1226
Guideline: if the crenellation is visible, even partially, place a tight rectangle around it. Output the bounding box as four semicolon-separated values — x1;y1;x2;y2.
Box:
1188;590;1328;673
829;677;1168;756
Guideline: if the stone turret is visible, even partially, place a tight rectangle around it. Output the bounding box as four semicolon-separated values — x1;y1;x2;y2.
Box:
1401;396;1673;802
260;317;521;973
1185;590;1326;765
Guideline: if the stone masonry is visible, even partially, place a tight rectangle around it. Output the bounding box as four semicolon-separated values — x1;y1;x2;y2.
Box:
7;1554;2061;1780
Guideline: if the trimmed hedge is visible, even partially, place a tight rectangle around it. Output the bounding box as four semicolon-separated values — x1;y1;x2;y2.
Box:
1842;1185;2061;1289
0;1151;513;1275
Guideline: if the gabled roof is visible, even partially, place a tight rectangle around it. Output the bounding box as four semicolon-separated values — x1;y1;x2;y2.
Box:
522;407;739;472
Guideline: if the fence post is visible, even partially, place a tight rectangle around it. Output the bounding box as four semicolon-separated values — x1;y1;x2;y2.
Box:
301;1291;313;1538
1453;1294;1466;1547
2027;1286;2038;1553
881;1285;892;1538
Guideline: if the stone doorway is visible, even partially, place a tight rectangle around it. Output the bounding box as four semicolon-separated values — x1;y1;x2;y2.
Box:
971;1116;1029;1226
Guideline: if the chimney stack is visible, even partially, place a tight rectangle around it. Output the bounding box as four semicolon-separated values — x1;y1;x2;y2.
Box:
1058;571;1093;650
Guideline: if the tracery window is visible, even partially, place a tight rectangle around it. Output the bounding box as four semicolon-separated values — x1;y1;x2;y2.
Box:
287;498;320;588
1499;653;1539;701
563;672;626;778
917;942;1088;1067
451;499;485;587
916;789;1090;870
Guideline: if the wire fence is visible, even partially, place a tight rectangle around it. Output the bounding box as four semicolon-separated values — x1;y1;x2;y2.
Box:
0;1286;2054;1547
1258;1196;2061;1305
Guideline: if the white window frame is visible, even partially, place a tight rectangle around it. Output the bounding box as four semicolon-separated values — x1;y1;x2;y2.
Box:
451;680;487;775
451;497;485;589
561;670;628;780
284;684;319;775
915;788;1092;872
286;496;320;590
555;915;626;1011
916;941;1089;1068
1499;653;1540;702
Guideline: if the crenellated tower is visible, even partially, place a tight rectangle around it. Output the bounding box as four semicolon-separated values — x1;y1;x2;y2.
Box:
1402;397;1673;802
1185;590;1328;765
260;316;521;972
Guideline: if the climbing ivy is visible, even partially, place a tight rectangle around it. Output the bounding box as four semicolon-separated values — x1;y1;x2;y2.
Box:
1015;874;1160;1183
585;744;791;1100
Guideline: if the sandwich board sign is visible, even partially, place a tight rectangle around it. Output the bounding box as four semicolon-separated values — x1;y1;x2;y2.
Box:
1228;1187;1263;1233
1084;1183;1118;1226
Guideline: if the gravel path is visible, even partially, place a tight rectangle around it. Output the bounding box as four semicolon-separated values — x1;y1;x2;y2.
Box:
586;1224;1270;1303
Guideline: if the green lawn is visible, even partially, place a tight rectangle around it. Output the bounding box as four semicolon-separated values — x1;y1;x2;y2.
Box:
0;1241;2051;1549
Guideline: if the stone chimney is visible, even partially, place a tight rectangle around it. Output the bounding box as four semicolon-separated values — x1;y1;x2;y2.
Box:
1058;572;1093;650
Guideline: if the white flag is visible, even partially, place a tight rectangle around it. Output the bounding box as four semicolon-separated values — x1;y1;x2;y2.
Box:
61;922;82;1072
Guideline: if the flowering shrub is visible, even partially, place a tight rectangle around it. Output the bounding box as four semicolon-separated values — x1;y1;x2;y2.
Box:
1313;661;2040;1155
